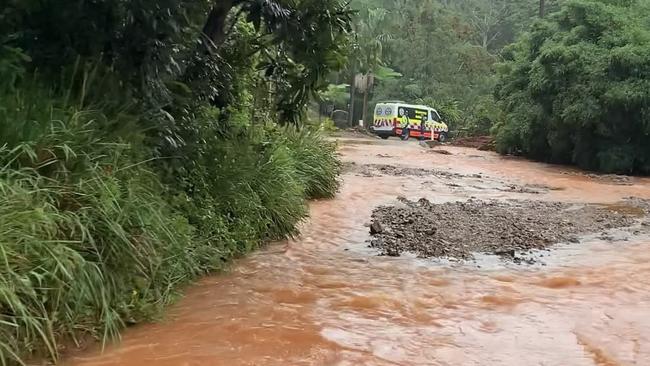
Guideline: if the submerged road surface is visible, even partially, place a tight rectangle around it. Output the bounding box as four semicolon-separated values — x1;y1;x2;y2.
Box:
68;135;650;366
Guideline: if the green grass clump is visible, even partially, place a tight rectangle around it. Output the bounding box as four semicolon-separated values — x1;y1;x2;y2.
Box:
279;127;341;199
0;88;342;366
0;91;215;364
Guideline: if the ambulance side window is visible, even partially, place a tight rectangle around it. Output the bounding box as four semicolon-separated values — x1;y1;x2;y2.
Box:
430;111;439;122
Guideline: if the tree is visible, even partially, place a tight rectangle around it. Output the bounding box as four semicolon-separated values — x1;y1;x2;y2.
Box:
466;0;511;50
353;7;393;126
493;0;650;174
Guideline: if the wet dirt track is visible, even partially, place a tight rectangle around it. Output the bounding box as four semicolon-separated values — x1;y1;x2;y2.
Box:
67;135;650;366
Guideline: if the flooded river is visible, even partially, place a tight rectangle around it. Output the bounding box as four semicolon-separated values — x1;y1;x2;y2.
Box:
68;136;650;366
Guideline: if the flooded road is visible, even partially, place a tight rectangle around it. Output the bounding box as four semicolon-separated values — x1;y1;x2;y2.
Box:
68;136;650;366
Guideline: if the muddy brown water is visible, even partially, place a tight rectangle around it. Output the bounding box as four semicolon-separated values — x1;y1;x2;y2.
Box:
67;136;650;366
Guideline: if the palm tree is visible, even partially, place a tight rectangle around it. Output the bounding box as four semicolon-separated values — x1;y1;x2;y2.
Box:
349;7;393;127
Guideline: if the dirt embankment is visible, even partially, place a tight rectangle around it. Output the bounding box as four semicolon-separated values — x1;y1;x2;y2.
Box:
369;198;650;262
450;135;495;151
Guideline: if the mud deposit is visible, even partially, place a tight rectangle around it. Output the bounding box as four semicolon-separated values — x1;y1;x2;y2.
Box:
344;162;465;178
370;198;650;261
347;162;555;194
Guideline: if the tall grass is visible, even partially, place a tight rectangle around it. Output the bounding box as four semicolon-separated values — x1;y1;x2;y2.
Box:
0;88;210;364
281;128;341;199
163;108;341;260
0;88;342;364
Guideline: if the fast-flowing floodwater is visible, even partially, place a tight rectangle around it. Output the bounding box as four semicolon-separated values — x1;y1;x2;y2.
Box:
67;136;650;366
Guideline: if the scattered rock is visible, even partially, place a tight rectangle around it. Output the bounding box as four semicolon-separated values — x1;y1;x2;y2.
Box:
424;227;437;236
451;136;495;151
586;174;633;186
495;249;516;258
370;222;384;235
385;247;401;257
560;171;635;186
428;149;453;155
497;184;550;194
368;198;647;262
348;163;466;178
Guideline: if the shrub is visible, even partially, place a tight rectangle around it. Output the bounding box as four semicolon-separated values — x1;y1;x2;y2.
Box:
0;33;344;366
160;112;341;256
493;0;650;174
281;128;341;199
0;109;211;365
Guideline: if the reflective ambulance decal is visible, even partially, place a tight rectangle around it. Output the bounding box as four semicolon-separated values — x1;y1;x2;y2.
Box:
373;119;393;127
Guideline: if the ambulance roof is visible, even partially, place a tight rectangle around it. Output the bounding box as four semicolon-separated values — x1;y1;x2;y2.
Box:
377;101;436;111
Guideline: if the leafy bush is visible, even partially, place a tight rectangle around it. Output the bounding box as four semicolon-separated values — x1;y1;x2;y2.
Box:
0;96;342;365
280;128;341;199
0;100;213;364
161;109;341;254
493;0;650;174
0;1;349;363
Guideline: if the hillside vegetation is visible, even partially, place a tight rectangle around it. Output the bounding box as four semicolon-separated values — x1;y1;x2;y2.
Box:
494;0;650;174
0;1;349;364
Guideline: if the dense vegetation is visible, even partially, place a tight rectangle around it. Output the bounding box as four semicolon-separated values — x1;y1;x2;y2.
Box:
336;0;649;174
326;0;559;133
493;0;650;174
0;1;349;364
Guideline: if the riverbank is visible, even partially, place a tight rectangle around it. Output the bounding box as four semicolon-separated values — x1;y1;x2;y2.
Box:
0;103;341;365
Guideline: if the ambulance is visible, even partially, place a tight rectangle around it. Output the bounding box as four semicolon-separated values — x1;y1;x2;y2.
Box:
371;101;449;142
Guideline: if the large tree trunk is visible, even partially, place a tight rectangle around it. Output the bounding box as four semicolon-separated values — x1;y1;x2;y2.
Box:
362;85;369;129
348;70;356;127
202;0;235;47
539;0;546;18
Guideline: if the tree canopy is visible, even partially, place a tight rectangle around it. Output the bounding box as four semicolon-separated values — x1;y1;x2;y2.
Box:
493;0;650;174
338;0;556;133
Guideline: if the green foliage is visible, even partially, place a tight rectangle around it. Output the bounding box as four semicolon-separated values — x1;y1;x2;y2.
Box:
281;128;341;199
320;84;350;106
493;0;650;174
0;87;343;365
168;111;308;252
465;96;501;135
319;118;339;133
347;0;548;132
249;0;354;124
0;92;209;364
0;0;350;363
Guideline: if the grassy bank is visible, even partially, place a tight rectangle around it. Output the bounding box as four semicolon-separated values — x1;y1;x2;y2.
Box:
0;86;340;365
1;0;351;363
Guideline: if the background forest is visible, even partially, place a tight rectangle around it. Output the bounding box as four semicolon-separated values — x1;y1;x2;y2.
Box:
333;0;649;173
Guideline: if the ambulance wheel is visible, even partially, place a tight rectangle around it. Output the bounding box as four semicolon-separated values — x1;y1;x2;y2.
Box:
438;132;448;143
